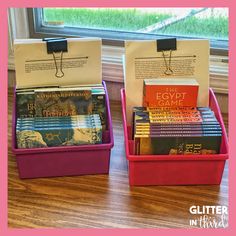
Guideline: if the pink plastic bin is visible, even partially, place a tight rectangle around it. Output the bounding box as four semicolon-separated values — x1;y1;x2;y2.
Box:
121;88;228;186
12;81;114;179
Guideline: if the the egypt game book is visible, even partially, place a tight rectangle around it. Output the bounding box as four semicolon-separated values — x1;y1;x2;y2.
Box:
143;78;199;107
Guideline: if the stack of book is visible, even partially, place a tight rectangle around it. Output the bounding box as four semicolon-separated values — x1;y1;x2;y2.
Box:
132;78;222;155
133;107;222;155
16;114;102;148
16;85;107;149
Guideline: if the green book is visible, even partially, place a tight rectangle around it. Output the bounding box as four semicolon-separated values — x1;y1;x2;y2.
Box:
16;91;35;118
35;89;93;117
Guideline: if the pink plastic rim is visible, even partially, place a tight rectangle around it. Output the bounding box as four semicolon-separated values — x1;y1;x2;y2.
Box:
120;88;229;162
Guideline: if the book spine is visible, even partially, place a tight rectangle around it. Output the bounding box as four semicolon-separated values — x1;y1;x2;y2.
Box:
135;130;222;135
92;93;107;131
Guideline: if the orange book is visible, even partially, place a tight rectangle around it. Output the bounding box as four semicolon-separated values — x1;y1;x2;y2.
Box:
143;78;199;107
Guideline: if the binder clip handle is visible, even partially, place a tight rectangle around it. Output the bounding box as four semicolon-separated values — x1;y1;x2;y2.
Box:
43;38;68;54
157;38;177;76
156;38;176;52
43;38;68;78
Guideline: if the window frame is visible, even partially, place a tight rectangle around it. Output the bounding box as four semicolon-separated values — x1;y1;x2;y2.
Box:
28;8;228;56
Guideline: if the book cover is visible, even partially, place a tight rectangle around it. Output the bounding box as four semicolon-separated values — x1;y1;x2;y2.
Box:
135;135;222;155
16;87;107;130
16;127;102;148
35;89;93;117
16;115;102;148
143;78;199;107
16;91;35;118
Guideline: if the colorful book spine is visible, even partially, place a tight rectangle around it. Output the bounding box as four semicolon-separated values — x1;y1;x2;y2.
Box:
92;91;107;130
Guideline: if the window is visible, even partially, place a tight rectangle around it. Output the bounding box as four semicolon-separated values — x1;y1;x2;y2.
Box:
8;8;228;95
29;7;228;55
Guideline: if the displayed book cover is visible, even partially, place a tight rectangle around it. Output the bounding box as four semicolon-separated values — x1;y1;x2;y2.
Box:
35;89;93;117
16;86;107;130
134;134;222;155
143;78;199;107
16;115;102;148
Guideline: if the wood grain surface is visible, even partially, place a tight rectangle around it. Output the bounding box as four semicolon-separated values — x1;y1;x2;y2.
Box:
8;88;228;228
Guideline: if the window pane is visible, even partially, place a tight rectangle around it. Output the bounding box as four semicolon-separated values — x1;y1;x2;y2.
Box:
42;8;228;40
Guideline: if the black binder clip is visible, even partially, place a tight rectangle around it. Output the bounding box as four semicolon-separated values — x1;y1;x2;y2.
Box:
157;38;176;75
43;38;68;78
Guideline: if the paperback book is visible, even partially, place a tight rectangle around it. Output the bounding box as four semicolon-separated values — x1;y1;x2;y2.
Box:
16;115;102;148
143;78;199;107
35;89;93;117
16;86;107;130
132;105;222;155
134;134;222;155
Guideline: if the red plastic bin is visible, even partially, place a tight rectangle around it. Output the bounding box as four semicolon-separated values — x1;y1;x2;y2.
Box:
12;81;114;179
121;88;228;186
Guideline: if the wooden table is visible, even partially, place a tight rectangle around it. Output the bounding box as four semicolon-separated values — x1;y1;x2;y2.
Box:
8;88;228;228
